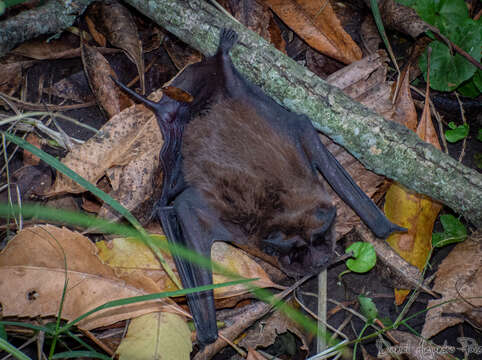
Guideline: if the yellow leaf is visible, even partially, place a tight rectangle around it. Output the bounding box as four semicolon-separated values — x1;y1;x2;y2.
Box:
116;312;192;360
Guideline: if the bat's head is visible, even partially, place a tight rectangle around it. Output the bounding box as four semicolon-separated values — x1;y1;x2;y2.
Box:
261;205;337;277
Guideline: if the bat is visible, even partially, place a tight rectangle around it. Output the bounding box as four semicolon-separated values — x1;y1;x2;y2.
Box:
113;29;404;346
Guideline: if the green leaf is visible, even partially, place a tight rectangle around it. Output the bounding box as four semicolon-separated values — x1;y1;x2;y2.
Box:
445;122;469;142
345;242;376;273
358;295;378;323
415;0;469;31
477;129;482;142
419;18;481;92
457;78;481;98
432;214;467;247
0;337;31;360
473;70;482;92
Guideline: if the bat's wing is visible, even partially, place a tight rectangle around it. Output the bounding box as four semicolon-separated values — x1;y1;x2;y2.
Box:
301;124;405;238
158;188;232;346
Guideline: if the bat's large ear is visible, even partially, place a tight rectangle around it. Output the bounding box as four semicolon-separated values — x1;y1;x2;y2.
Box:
111;76;186;127
312;206;337;239
110;76;159;110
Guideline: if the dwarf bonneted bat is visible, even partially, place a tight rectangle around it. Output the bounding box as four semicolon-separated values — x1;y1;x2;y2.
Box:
113;29;404;346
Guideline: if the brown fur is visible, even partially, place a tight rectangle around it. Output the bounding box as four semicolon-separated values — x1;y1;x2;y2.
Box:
182;99;333;244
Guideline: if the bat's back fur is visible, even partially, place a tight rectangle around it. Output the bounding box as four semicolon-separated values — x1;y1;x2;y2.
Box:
182;99;333;242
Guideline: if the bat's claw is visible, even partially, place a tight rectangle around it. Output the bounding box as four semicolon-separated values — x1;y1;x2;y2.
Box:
219;28;238;54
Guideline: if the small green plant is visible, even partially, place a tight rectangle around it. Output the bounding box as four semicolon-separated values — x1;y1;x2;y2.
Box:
358;295;378;324
338;242;377;282
477;128;482;142
345;242;377;273
432;214;467;247
397;0;481;95
444;121;469;142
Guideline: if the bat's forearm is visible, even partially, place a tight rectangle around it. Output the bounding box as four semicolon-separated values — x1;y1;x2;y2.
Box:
122;0;482;226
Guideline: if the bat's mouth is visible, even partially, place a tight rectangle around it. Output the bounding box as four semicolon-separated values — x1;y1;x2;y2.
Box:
278;241;335;277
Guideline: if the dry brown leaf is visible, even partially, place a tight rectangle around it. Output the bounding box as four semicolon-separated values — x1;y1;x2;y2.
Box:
0;225;184;329
366;0;430;38
163;37;202;71
246;348;268;360
98;119;162;222
238;301;309;354
226;0;286;53
384;67;442;304
96;237;279;299
422;235;482;339
0;61;35;98
23;133;42;166
262;0;362;63
0;165;53;205
391;68;418;131
361;16;381;54
85;15;107;47
81;42;130;117
100;0;145;94
44;73;95;103
44;93;162;196
12;38;79;60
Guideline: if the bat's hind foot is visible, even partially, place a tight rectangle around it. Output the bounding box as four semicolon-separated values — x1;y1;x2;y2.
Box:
219;28;238;54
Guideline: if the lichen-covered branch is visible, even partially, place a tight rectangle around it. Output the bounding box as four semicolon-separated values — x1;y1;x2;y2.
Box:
0;0;94;58
124;0;482;226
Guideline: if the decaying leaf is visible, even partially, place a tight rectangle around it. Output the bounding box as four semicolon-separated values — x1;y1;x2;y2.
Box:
96;236;279;298
99;0;145;94
0;60;35;98
44;91;162;196
11;37;80;60
98;119;162;222
44;72;95;104
85;15;107;47
238;300;309;354
81;41;131;117
384;66;442;304
223;0;286;52
163;37;202;70
0;225;184;330
116;312;192;360
261;0;362;63
422;235;482;339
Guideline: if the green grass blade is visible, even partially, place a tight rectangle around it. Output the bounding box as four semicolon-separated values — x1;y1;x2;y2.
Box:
0;337;31;360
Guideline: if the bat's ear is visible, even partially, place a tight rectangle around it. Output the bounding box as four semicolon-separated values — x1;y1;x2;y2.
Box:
110;75;159;109
312;206;337;240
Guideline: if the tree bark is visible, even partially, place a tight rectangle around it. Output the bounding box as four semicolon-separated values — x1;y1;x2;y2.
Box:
121;0;482;226
0;0;94;58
